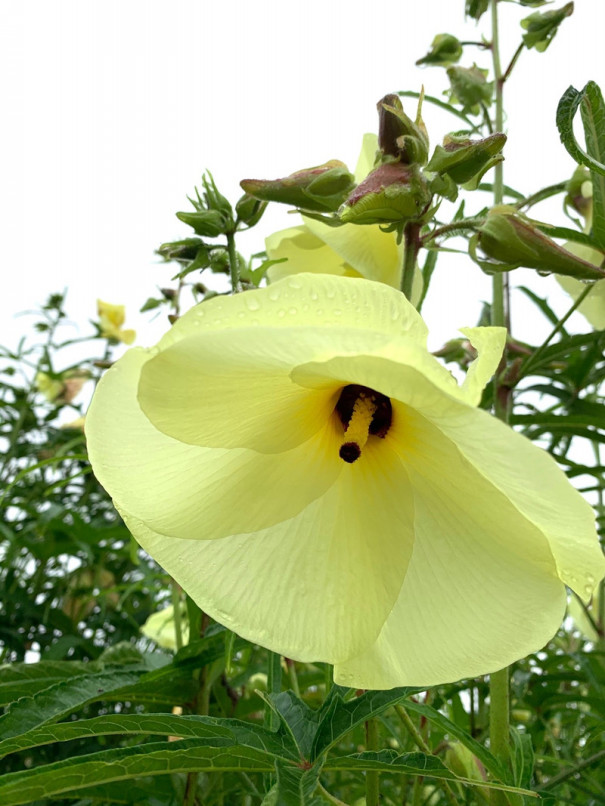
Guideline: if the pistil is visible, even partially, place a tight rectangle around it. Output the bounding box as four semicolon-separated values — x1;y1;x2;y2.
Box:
339;393;378;463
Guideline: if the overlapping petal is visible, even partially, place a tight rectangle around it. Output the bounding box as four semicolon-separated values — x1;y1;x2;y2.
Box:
117;431;415;662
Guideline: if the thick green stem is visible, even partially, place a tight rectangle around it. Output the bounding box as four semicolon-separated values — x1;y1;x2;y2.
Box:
184;610;211;806
264;651;282;731
489;4;511;804
170;580;184;652
226;231;241;293
365;718;380;806
401;221;422;303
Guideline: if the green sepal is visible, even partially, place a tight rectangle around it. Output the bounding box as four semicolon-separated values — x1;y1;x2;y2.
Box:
521;2;574;52
426;132;506;184
465;0;489;20
235;193;268;227
447;65;493;114
240;160;355;213
472;206;605;279
339;162;432;225
416;34;463;67
176;209;224;238
429;172;459;202
377;93;429;165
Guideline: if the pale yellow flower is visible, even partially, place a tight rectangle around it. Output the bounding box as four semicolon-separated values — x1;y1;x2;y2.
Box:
97;300;136;344
86;274;604;688
141;604;189;651
557;242;605;330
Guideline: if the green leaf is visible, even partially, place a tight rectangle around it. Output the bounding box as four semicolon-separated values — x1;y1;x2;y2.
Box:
324;751;537;797
0;667;147;742
0;660;100;705
0;739;279;805
0;712;297;762
557;83;605;182
580;82;605;248
511;412;605;430
403;699;506;781
273;760;323;806
263;690;321;758
311;686;419;759
510;727;535;790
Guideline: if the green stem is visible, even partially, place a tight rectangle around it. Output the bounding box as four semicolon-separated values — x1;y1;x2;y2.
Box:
489;5;511;805
316;782;349;806
264;652;282;731
401;221;422;303
365;718;380;806
184;610;211;806
170;580;184;652
226;231;241;293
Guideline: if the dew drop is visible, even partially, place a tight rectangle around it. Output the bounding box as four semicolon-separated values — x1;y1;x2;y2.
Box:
287;278;302;289
333;308;342;316
316;309;323;316
277;309;286;318
268;288;281;301
586;573;595;585
326;288;336;299
237;311;246;318
584;583;594;597
288;307;298;315
246;296;261;311
310;291;319;301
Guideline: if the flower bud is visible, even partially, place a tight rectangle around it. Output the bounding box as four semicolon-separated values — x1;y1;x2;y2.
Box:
240;160;355;213
473;206;605;280
416;34;463;67
447;65;493;114
235;193;267;227
426;133;506;186
465;0;488;20
377;94;429;165
564;166;592;222
176;209;224;238
521;2;573;52
445;742;487;787
339;162;432;226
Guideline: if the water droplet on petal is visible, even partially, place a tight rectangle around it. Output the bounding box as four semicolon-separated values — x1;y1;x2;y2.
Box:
268;288;281;301
287;278;302;289
277;309;286;318
288;307;297;315
586;573;595;585
245;296;261;311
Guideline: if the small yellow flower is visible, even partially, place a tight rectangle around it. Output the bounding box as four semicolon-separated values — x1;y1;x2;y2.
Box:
86;275;605;688
97;300;136;344
35;372;64;403
36;370;89;404
265;135;423;302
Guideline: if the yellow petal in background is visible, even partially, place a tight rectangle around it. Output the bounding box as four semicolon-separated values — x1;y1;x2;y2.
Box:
557;241;605;329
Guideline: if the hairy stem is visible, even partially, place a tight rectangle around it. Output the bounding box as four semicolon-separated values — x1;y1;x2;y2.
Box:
365;718;380;806
402;221;422;303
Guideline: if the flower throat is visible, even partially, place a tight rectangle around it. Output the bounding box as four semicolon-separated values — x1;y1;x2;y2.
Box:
335;384;392;463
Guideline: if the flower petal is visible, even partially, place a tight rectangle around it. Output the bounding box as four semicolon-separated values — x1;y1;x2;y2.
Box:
86;349;342;540
138;276;429;452
334;405;568;688
303;215;403;288
118;434;415;664
458;326;506;405
354;133;379;183
265;226;359;283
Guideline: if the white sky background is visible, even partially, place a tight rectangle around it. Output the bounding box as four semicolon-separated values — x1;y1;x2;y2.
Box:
1;0;604;359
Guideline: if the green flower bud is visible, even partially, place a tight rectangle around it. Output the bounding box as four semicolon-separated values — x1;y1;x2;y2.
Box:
235;193;267;227
447;65;493;114
564;166;592;222
176;209;225;238
157;238;205;262
521;2;573;52
472;206;605;280
377;93;429;165
445;742;487;788
426;132;506;185
339;162;432;226
240;160;355;213
416;34;463;67
465;0;489;20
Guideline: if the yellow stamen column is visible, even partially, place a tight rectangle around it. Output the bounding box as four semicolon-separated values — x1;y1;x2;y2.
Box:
339;394;378;463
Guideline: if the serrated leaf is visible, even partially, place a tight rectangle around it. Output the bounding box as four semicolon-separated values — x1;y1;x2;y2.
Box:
311;686;419;759
0;660;100;705
0;667;146;742
403;699;506;781
274;760;323;806
324;751;537;796
557;83;605;182
580;82;605;249
0;712;297;761
263;690;321;759
0;739;279;806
